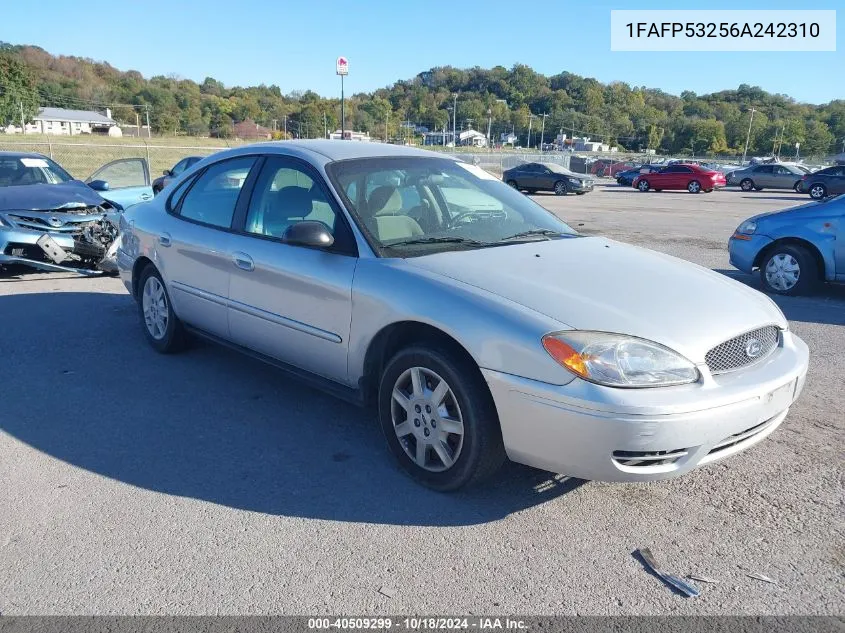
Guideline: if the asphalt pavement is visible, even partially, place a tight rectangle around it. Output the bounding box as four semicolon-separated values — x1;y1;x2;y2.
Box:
0;185;842;615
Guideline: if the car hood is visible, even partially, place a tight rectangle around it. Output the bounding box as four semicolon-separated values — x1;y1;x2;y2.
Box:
406;236;786;363
0;181;106;211
746;197;841;224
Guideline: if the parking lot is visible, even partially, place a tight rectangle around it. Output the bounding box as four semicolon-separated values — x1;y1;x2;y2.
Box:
0;184;842;615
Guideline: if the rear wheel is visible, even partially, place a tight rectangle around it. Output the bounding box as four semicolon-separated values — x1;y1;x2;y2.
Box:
637;180;650;192
760;244;818;296
138;265;186;353
809;183;827;200
378;345;506;491
740;179;754;192
506;179;518;189
687;180;701;193
793;181;803;192
553;180;568;196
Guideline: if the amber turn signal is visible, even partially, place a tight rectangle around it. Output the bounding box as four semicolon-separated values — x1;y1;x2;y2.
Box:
542;335;589;378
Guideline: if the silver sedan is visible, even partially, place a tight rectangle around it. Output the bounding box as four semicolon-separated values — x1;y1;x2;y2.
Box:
117;141;809;491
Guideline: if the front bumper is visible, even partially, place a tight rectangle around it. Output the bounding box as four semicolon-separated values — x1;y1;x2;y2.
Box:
483;331;809;482
728;233;773;273
0;226;108;275
569;180;594;193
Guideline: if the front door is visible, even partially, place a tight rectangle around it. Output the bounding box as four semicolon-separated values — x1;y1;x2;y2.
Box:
159;155;260;338
227;155;357;385
833;205;845;280
86;158;153;208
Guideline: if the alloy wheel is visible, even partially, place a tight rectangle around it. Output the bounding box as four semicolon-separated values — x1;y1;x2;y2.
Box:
554;181;567;195
142;276;169;340
390;366;464;472
810;185;825;199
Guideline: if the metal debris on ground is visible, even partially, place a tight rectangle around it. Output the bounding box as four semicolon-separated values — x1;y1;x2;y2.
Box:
688;575;720;584
635;547;701;598
377;586;396;599
746;572;777;584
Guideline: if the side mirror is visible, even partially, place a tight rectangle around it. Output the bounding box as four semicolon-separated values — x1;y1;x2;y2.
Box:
283;221;334;248
163;169;172;176
88;179;110;191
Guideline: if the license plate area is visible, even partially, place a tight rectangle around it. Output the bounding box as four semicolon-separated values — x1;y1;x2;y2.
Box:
759;379;796;422
36;234;69;263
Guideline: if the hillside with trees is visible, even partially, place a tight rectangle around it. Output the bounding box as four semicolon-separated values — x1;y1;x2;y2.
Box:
1;42;843;157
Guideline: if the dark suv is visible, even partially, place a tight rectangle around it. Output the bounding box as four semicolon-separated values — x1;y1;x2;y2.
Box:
801;165;845;200
152;156;203;195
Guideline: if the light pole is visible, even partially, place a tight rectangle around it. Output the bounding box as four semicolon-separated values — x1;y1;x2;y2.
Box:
741;107;757;165
336;56;349;139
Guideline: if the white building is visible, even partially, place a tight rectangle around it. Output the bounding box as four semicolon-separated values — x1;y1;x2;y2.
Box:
572;136;615;152
328;130;372;141
424;129;488;148
6;107;122;137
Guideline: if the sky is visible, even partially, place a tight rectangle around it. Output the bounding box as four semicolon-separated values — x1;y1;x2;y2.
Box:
2;0;842;104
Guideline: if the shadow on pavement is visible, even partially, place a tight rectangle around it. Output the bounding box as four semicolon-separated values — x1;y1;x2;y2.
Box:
739;195;807;202
0;290;583;527
714;269;845;326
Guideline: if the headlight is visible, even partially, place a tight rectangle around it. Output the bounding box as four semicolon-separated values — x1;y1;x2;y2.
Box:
568;177;581;184
737;220;757;235
542;331;700;388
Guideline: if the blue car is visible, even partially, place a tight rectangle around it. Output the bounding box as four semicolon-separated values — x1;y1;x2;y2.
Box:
616;166;658;187
729;194;845;295
0;152;153;275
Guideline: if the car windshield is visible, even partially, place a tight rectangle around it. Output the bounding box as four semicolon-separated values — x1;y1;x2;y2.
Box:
0;156;73;187
327;156;578;256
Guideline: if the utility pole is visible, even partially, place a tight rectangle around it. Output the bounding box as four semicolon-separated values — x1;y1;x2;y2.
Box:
145;105;151;139
324;113;327;139
527;114;534;150
452;93;458;148
135;112;140;137
19;101;25;132
486;108;492;150
284;115;287;138
741;107;757;165
272;119;277;132
539;113;549;152
385;110;389;143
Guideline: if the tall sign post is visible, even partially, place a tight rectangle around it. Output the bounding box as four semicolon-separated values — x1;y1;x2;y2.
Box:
336;57;349;139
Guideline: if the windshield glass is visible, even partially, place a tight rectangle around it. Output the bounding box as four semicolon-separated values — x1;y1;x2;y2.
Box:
326;157;578;256
0;156;73;187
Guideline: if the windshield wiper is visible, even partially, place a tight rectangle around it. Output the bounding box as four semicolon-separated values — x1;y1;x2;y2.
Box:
497;229;574;242
383;236;491;248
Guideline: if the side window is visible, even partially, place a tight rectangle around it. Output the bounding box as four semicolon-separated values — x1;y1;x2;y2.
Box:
171;158;189;176
166;173;197;211
677;166;693;173
755;165;774;174
178;156;257;229
244;158;337;238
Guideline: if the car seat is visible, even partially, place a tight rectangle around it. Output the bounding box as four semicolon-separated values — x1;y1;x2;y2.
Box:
364;185;423;242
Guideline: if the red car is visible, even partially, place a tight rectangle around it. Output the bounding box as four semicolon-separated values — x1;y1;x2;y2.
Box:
632;163;727;193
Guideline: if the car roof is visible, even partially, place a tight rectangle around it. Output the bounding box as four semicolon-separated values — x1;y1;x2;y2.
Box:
0;151;49;159
247;140;447;162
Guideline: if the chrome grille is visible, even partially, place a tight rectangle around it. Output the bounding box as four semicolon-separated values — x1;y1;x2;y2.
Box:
705;325;779;375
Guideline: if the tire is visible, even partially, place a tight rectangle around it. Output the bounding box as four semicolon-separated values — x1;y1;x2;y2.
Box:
378;344;506;491
754;186;764;191
760;244;819;296
808;183;827;200
687;180;702;194
793;181;803;193
637;179;650;192
654;189;662;192
740;179;754;192
506;179;518;189
704;189;713;193
152;185;162;196
553;180;568;196
137;265;186;353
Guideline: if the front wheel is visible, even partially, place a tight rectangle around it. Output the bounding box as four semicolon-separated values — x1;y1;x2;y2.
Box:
809;183;827;200
687;180;701;193
378;345;506;491
761;244;818;296
637;180;650;192
740;179;754;192
553;180;568;196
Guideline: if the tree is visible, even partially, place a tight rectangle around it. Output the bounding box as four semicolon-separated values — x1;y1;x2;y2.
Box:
0;53;39;127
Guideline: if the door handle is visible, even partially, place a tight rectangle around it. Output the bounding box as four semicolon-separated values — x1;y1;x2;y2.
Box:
140;193;152;201
232;252;254;272
158;233;171;247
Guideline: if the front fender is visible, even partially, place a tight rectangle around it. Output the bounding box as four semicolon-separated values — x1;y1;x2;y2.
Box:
762;227;836;281
348;258;576;387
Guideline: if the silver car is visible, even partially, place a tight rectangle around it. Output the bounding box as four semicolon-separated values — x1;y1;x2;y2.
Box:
117;141;809;491
727;163;806;192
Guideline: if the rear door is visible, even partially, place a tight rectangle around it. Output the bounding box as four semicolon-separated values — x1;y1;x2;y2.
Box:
829;167;845;195
86;158;153;208
159;155;261;338
772;165;796;189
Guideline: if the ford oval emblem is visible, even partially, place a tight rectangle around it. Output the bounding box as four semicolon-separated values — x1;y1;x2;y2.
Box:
48;217;64;228
745;338;763;358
